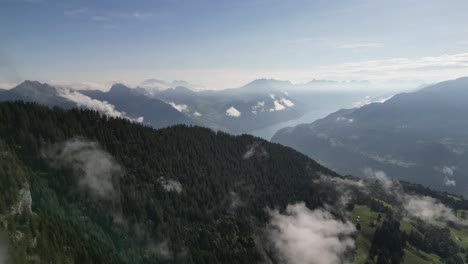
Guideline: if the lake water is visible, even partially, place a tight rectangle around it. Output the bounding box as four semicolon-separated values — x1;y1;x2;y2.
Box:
247;108;335;140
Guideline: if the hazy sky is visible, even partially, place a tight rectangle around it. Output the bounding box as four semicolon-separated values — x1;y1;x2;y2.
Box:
1;0;468;90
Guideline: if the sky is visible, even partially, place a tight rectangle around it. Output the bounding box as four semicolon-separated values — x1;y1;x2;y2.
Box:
1;0;468;90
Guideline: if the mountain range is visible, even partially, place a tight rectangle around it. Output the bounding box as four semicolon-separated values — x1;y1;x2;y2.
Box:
1;101;468;264
0;78;377;135
272;77;468;195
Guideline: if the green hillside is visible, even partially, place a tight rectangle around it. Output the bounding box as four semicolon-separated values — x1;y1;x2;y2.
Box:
1;101;468;263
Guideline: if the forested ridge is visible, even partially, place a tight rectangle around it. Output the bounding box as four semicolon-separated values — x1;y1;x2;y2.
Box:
2;101;468;264
0;101;338;263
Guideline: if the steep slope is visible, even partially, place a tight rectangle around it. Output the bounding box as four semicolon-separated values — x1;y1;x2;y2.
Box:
0;101;339;263
151;79;305;134
272;77;468;195
1;101;468;263
81;84;197;128
0;80;76;108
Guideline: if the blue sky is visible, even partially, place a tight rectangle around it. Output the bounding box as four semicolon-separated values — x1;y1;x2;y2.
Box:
1;0;468;90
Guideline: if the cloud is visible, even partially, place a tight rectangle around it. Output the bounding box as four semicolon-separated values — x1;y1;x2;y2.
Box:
352;95;394;108
267;203;356;264
147;240;172;260
46;138;121;200
315;174;366;211
159;177;183;193
269;100;286;112
47;80;107;90
56;87;144;123
337;43;383;49
404;195;458;223
440;166;457;187
364;168;459;223
443;166;456;176
243;142;268;159
444;176;456;187
64;8;87;16
225;106;241;117
168;102;188;112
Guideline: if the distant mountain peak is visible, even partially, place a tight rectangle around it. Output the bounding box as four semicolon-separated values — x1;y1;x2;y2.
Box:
109;83;132;94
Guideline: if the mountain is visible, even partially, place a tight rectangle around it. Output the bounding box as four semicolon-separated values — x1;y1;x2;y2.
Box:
1;101;468;264
80;84;196;128
0;79;386;136
0;80;76;108
145;79;305;134
272;77;468;195
0;81;197;129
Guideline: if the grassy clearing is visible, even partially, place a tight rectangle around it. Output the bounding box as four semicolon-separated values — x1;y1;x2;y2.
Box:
400;219;417;234
371;197;394;209
403;246;442;264
351;205;386;264
447;194;462;201
448;225;468;248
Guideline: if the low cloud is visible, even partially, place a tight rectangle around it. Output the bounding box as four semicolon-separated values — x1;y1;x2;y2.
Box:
46;138;121;200
444;176;456;187
404;195;458;223
57;87;144;123
147;240;172;260
267;203;355;264
443;166;456;176
243;142;268;159
225;106;241;117
168;102;188;112
159;177;183;193
315;174;366;211
364;168;459;223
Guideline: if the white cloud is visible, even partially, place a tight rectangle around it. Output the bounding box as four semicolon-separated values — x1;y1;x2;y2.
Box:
57;87;144;123
280;97;294;107
193;111;202;117
442;166;457;187
226;106;241;117
168;102;188;112
443;166;456;176
270;100;286;112
47;80;107;90
353;95;394;108
251;101;265;114
444;176;456;187
159;178;183;193
243;142;268;159
267;203;355;264
47;138;121;200
404;195;458;223
364;168;460;223
336;116;354;123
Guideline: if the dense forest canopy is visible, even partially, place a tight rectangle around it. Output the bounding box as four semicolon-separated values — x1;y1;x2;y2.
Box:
1;101;468;264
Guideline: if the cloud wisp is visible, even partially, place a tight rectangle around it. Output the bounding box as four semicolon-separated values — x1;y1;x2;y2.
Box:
56;87;144;123
364;168;460;223
314;174;366;212
266;203;356;264
243;142;268;160
46;138;121;200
